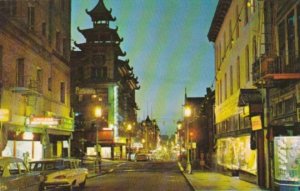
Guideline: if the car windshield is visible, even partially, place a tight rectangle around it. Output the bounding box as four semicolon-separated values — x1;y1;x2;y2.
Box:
30;161;64;171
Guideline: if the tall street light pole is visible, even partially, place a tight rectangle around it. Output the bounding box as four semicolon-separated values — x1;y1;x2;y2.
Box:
177;120;182;161
184;106;192;174
127;123;132;161
94;106;102;174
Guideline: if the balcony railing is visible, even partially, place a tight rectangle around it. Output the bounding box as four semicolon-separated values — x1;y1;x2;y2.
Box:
252;54;300;85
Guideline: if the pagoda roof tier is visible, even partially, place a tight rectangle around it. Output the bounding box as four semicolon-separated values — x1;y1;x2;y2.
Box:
74;41;126;56
77;26;123;43
117;59;133;76
86;0;116;22
123;74;140;90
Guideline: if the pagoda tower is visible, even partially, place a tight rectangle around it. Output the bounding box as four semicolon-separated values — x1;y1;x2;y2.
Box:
71;0;139;159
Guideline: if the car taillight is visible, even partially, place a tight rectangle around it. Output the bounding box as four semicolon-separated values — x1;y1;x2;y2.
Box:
54;175;66;179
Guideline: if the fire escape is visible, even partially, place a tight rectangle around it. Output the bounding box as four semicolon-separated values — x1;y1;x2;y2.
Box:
252;1;300;88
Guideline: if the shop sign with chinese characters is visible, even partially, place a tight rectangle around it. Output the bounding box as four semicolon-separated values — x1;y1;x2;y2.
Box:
26;117;59;126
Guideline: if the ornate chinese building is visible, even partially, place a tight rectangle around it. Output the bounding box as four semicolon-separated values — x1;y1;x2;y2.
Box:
70;0;139;159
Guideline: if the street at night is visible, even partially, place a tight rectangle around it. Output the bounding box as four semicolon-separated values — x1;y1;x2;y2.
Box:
85;161;193;191
1;0;300;190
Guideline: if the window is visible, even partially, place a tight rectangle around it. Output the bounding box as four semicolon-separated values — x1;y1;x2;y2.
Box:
224;73;227;99
63;38;68;58
297;5;300;57
0;0;16;16
278;21;286;66
219;79;222;104
56;31;61;52
287;10;296;66
229;20;232;49
37;68;42;91
215;45;218;70
237;56;240;89
230;65;233;95
252;36;257;61
223;32;226;57
42;22;46;36
245;45;250;82
216;83;219;105
244;0;249;25
60;82;65;103
0;46;2;81
17;58;25;87
27;6;35;30
219;43;222;68
48;77;52;91
236;5;240;39
91;67;108;80
61;0;65;11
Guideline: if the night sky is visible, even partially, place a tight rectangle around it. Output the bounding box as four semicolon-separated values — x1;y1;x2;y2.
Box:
72;0;218;135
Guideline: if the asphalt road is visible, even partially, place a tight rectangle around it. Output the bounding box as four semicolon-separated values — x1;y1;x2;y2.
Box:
83;161;193;191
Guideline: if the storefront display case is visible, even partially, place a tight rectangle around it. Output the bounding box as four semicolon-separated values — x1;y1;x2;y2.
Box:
274;136;300;189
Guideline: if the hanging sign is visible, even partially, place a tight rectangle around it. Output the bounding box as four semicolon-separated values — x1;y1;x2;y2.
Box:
251;115;262;131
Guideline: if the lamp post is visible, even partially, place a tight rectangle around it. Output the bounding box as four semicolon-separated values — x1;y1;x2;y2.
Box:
184;106;192;174
177;120;182;161
127;124;132;161
94;106;102;174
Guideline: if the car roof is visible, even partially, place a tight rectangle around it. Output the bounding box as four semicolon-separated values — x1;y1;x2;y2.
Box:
0;157;24;165
30;158;80;163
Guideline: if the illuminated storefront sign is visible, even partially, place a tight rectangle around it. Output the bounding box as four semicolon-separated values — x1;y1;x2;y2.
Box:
251;115;262;131
26;117;59;126
75;87;96;95
0;109;9;122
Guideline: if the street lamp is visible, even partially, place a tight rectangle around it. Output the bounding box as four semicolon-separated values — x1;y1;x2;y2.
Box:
94;106;102;174
127;124;132;161
177;120;182;161
184;105;192;174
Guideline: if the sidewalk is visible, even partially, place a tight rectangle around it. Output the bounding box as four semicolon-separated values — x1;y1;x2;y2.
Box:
178;162;268;191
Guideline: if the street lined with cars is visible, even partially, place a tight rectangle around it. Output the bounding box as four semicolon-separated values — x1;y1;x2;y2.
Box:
0;157;43;191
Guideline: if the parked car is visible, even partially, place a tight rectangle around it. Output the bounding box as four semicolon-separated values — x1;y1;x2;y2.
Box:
135;153;149;161
0;157;43;191
29;158;88;190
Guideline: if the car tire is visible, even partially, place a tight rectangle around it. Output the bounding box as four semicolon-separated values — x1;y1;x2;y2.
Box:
79;177;87;189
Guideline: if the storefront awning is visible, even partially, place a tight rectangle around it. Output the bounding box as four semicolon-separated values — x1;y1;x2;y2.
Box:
238;89;262;107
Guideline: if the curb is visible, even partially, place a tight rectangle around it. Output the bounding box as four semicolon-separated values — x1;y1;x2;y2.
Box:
177;162;195;191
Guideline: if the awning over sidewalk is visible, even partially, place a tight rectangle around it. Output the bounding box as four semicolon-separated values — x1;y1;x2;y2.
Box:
238;89;262;107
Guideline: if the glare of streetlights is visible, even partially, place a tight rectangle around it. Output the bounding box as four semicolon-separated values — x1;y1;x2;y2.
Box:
127;124;132;131
184;106;192;117
94;106;102;118
177;120;182;130
142;138;145;143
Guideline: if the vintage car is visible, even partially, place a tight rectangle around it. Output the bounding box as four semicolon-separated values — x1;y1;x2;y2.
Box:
135;153;149;162
29;158;88;190
0;157;43;191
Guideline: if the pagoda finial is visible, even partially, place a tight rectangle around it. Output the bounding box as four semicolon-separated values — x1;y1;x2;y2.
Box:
86;0;116;23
